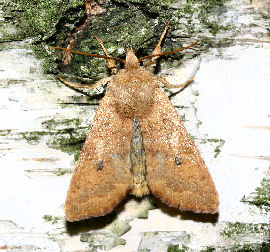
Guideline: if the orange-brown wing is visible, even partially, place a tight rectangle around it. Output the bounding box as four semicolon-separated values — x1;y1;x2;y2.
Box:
65;94;133;221
140;88;219;214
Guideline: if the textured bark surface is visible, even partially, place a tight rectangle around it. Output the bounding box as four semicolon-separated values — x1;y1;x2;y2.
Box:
0;0;269;251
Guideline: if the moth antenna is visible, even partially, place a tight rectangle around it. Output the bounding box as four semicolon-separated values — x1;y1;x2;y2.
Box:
94;36;118;74
138;40;199;62
52;46;126;63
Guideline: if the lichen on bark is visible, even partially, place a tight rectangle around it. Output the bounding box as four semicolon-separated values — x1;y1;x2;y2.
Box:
1;0;232;78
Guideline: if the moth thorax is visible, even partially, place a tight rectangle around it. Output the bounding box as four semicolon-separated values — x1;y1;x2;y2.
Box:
108;67;158;118
112;79;155;118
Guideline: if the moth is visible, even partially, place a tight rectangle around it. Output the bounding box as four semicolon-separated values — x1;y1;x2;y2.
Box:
54;22;219;222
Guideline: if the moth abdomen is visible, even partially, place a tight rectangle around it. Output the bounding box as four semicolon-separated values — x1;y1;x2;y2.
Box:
129;118;150;197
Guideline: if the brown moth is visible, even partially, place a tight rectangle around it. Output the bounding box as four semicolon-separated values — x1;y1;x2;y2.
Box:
55;22;219;222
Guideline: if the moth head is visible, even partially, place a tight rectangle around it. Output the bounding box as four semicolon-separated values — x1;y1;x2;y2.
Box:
125;48;139;70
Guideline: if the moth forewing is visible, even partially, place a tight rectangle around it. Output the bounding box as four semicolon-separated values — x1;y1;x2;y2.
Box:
141;89;219;214
65;94;133;222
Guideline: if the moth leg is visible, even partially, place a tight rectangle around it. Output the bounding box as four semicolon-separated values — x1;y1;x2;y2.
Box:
58;76;112;90
94;36;118;75
144;20;171;71
157;75;194;89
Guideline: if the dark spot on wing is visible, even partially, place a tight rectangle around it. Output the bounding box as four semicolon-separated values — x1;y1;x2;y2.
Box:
97;161;103;171
175;156;181;166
